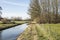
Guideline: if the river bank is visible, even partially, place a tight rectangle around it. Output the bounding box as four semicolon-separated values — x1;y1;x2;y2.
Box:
0;21;28;31
1;24;28;40
17;23;60;40
0;24;21;31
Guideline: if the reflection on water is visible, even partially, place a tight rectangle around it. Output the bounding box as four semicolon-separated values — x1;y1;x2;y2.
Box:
0;24;28;40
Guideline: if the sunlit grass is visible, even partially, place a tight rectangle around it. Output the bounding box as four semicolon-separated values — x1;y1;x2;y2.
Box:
0;21;28;30
39;24;60;40
43;24;60;34
17;23;60;40
0;24;16;29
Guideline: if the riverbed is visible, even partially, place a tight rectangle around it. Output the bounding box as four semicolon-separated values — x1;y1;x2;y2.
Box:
0;24;28;40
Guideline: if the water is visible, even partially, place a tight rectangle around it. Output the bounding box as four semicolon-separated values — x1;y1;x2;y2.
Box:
0;24;28;40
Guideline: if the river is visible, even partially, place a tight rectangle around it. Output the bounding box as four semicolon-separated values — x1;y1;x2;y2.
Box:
0;24;28;40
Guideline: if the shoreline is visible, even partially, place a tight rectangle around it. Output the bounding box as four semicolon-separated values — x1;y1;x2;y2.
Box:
0;23;23;31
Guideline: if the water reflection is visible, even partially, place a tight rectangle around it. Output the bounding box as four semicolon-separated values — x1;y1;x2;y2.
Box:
0;24;28;40
0;31;2;40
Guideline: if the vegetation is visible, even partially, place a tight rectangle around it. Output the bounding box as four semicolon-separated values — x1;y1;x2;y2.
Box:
0;20;28;30
0;6;2;20
11;17;22;21
17;0;60;40
28;0;60;23
0;0;60;40
28;0;41;23
17;23;60;40
0;24;17;30
15;21;29;24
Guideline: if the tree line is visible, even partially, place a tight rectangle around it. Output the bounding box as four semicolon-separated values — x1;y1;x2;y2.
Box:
28;0;60;24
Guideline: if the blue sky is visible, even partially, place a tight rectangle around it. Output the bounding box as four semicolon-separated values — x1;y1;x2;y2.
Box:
0;0;30;19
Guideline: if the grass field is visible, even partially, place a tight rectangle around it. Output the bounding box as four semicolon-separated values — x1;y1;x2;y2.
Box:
17;23;60;40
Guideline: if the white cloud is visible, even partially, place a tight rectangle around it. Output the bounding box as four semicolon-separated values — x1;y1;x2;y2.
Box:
2;0;29;7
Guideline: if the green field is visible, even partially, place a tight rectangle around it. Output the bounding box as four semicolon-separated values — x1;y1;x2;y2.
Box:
42;24;60;34
17;23;60;40
36;24;60;40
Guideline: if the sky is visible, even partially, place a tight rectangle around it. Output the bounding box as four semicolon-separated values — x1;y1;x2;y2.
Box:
0;0;30;19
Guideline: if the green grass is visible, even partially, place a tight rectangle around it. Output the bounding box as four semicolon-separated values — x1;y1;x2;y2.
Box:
0;24;17;30
0;21;27;30
36;24;60;40
43;24;60;34
17;23;60;40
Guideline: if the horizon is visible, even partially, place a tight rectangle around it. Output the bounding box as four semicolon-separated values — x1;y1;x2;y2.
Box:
0;0;30;19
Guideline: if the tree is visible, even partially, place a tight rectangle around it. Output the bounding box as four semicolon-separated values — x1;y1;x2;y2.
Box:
0;6;2;10
40;0;59;23
11;17;22;21
55;0;58;23
52;0;58;23
28;0;60;23
28;0;41;23
40;0;50;23
0;6;2;20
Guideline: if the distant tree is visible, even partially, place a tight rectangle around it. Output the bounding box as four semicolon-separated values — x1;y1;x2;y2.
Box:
0;6;2;20
11;17;22;21
1;18;11;24
0;6;2;10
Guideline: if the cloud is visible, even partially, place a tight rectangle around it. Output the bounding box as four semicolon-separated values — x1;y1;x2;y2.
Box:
2;0;29;7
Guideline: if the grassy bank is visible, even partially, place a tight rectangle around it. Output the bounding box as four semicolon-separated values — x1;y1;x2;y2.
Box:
0;24;20;31
0;21;28;31
17;23;60;40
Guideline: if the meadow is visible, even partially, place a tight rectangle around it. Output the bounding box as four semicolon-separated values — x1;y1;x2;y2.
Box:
17;23;60;40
